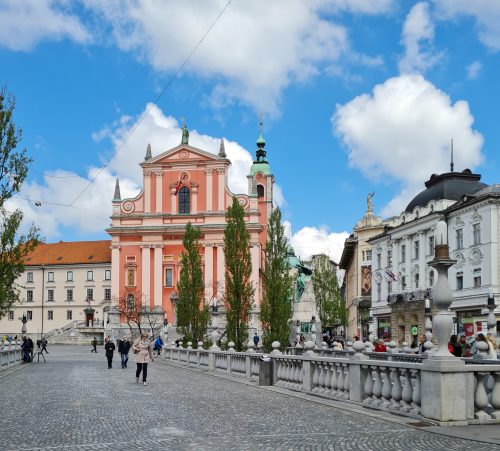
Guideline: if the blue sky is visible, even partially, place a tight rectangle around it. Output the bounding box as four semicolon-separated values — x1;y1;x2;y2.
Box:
1;0;499;263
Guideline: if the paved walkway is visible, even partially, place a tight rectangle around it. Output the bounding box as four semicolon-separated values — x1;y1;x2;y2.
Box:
1;345;499;451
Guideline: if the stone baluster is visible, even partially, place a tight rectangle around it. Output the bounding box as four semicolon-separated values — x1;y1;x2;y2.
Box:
330;362;338;396
381;366;392;408
343;364;350;399
324;362;332;395
364;342;373;354
491;371;500;420
390;367;403;409
401;342;409;353
228;341;235;352
337;363;344;398
346;341;353;352
284;359;290;385
372;366;383;406
363;365;374;404
400;368;413;412
410;369;421;415
474;372;490;420
187;341;193;350
312;362;320;393
321;362;329;393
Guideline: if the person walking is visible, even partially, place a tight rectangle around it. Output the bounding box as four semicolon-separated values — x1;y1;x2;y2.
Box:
448;334;462;357
133;332;153;385
105;339;116;369
460;335;471;357
253;333;260;348
91;337;98;353
374;339;387;352
27;337;34;361
21;336;31;363
40;337;49;354
118;336;131;368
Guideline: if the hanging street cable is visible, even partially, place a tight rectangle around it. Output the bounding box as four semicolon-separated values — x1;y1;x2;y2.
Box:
67;0;232;208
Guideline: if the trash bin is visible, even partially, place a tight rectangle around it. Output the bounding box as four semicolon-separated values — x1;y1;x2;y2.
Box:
259;355;272;386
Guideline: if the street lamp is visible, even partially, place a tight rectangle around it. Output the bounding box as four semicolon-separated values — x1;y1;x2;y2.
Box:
487;288;497;333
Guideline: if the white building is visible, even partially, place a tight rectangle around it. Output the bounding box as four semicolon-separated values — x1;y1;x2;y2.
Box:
0;240;111;342
368;169;500;345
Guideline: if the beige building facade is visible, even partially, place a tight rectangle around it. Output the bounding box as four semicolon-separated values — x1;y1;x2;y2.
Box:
0;241;111;341
339;195;386;340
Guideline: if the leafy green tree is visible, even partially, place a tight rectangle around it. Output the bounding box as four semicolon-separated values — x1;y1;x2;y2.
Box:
176;222;210;342
0;88;39;319
224;197;254;351
260;207;293;351
311;254;345;330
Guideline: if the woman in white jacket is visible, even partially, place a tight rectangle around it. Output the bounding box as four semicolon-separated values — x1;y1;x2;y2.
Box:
133;332;154;385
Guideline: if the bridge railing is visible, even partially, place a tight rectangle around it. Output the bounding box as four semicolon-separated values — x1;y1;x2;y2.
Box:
0;342;23;368
161;339;500;425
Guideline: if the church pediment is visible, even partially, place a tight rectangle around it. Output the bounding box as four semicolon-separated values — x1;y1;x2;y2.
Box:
143;144;222;166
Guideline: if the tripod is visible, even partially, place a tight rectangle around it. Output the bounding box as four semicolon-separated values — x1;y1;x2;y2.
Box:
36;348;46;363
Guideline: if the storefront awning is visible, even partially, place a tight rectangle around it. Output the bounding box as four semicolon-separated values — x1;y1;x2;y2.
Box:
450;298;487;311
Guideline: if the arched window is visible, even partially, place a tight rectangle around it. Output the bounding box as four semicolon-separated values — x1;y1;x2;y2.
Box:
257;184;265;198
414;273;420;289
178;186;190;214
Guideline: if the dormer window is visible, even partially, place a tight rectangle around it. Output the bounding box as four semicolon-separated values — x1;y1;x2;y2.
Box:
178;186;190;214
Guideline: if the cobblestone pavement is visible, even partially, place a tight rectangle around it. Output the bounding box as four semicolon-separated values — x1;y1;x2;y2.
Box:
1;345;498;451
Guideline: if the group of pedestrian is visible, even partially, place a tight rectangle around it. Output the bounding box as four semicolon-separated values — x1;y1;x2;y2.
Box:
21;336;34;362
449;333;498;359
96;332;154;385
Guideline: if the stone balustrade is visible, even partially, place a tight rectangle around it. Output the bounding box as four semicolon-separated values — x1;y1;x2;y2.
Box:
0;342;23;369
161;341;500;425
470;366;500;421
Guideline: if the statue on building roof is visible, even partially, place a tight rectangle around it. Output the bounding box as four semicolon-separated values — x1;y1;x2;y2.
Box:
367;192;374;213
181;122;189;145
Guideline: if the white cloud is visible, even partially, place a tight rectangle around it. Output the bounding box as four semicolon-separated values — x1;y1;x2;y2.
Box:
333;74;484;217
466;61;482;80
433;0;500;51
284;220;349;264
0;0;90;51
83;0;388;116
10;103;287;239
399;2;442;74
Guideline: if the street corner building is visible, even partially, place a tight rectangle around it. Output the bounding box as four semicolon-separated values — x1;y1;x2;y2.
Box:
0;240;112;343
105;126;274;336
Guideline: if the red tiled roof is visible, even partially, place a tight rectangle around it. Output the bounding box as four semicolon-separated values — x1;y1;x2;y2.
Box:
24;240;111;266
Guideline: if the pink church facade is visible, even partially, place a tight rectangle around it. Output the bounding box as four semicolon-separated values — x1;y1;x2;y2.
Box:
107;127;274;327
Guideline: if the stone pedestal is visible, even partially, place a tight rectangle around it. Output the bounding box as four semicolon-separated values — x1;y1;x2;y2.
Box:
420;359;471;424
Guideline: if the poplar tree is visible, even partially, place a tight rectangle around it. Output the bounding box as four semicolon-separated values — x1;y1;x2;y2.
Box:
0;88;39;319
224;197;254;351
312;254;346;330
260;207;293;351
176;222;210;342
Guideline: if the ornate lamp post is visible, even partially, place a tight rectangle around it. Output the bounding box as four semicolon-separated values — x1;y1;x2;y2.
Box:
428;220;458;359
487;288;497;333
423;297;433;352
210;297;220;349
